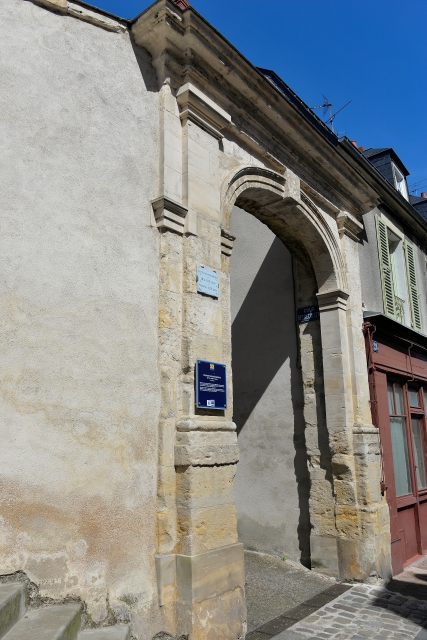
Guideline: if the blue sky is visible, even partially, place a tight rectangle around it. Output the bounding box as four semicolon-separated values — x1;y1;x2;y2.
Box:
94;0;427;192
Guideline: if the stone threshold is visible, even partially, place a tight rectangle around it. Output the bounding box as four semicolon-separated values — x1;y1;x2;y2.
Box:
246;583;352;639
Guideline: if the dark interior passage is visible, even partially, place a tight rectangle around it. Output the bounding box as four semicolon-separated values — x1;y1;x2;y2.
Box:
231;206;310;563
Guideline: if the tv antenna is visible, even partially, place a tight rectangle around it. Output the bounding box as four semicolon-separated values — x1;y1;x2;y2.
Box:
326;101;352;132
409;178;427;195
312;95;333;122
312;96;352;132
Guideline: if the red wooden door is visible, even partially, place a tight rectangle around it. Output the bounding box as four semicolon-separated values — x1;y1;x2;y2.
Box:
378;373;427;574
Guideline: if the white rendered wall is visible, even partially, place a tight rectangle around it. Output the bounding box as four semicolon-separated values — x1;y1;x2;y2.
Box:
0;0;161;633
230;207;308;563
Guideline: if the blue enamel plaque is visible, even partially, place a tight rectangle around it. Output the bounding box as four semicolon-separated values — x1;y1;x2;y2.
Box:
297;305;320;323
197;266;219;298
196;360;227;410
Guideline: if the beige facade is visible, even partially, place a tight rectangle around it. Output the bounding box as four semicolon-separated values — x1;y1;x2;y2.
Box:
0;0;394;638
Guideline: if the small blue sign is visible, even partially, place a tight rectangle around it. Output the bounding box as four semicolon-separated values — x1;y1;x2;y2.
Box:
196;360;227;410
372;340;379;353
197;266;219;298
297;305;320;323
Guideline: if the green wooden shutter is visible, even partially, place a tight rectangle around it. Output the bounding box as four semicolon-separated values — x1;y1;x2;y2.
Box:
404;239;422;330
375;215;396;319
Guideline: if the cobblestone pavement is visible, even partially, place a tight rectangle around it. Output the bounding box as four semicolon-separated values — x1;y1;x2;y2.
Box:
244;551;335;633
270;583;427;640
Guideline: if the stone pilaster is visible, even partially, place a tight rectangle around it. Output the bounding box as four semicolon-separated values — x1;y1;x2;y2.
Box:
336;213;391;578
155;83;246;639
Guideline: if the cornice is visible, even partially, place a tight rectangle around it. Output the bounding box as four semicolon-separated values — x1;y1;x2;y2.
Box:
132;0;380;219
151;196;188;234
28;0;126;31
176;83;231;140
336;211;364;243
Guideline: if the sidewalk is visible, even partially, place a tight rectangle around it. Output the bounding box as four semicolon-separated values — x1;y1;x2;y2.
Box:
245;552;427;640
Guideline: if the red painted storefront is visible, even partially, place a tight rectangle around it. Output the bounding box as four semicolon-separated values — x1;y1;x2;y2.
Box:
364;314;427;575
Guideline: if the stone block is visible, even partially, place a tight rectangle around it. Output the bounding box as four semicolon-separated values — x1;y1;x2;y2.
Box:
176;543;244;604
156;554;176;606
310;535;339;575
177;504;238;554
183;294;222;337
159;291;182;329
157;509;177;555
176;586;246;640
182;333;223;369
32;0;67;11
158;466;177;509
174;444;239;467
176;464;236;509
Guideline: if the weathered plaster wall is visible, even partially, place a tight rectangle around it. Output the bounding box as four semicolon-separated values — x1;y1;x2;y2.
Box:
230;206;307;562
0;0;161;634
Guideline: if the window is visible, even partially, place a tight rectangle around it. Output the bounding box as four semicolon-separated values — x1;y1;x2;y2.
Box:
387;381;427;495
387;381;412;496
392;163;409;201
375;215;422;330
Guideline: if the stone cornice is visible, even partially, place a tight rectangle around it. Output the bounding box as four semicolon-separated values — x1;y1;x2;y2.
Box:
220;229;235;257
176;83;231;139
151;196;188;234
337;211;364;243
132;0;380;219
317;289;349;312
28;0;126;31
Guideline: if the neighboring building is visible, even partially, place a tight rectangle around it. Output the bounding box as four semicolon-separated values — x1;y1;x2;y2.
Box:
342;141;427;575
0;0;423;638
410;193;427;222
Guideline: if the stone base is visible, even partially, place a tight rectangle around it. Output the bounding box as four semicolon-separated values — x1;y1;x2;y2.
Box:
177;587;246;640
156;544;246;639
310;535;339;576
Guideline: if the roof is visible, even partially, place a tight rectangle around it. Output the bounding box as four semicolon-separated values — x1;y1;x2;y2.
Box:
362;147;410;176
410;195;427;205
257;69;338;146
362;148;390;158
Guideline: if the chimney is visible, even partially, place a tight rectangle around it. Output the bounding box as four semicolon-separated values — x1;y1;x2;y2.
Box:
422;192;427;199
171;0;190;7
351;140;358;148
358;146;366;152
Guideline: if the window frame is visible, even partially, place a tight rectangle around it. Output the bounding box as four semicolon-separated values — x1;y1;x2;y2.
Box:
387;379;427;506
392;162;409;201
375;215;422;331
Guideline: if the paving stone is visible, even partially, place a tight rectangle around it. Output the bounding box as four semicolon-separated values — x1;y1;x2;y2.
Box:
268;584;427;640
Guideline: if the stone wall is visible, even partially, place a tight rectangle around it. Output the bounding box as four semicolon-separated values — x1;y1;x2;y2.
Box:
230;206;308;563
0;0;162;635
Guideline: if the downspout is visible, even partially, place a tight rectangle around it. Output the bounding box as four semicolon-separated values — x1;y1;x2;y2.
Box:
363;320;387;493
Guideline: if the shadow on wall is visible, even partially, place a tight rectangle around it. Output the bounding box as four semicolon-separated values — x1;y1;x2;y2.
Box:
232;237;311;566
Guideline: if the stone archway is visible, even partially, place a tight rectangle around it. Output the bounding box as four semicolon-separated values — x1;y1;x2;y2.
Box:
221;166;381;578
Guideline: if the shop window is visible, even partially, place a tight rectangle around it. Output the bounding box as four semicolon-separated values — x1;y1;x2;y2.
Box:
387;381;412;496
411;417;427;489
408;386;420;408
375;216;422;331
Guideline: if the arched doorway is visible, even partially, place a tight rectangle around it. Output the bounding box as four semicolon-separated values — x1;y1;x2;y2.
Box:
230;205;310;565
221;166;387;580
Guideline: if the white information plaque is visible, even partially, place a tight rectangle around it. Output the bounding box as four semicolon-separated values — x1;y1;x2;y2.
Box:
197;266;219;298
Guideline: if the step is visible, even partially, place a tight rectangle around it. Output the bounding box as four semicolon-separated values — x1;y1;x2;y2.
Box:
0;583;26;639
3;604;81;640
78;626;130;640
